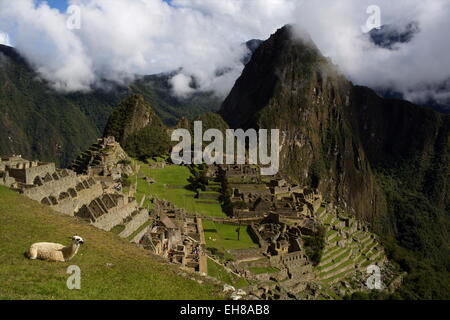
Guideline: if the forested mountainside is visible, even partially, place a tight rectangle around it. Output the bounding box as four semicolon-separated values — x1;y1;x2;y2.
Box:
102;93;229;161
0;44;221;166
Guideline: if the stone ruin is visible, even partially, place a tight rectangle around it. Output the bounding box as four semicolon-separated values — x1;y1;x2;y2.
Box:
75;193;148;234
71;136;135;183
0;155;150;241
247;213;316;292
210;164;322;220
200;164;396;299
0;156;56;188
0;154;209;277
139;199;208;274
222;164;260;180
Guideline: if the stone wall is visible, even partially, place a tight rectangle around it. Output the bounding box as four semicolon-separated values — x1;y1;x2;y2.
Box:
22;171;104;217
0;171;16;188
22;172;78;202
8;163;56;185
131;226;150;244
228;248;263;262
52;183;104;215
119;209;149;238
248;224;267;251
196;218;208;275
92;200;139;231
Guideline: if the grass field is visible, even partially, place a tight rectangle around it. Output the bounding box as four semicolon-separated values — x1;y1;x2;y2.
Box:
203;220;258;258
248;266;280;275
135;164;227;218
0;187;222;300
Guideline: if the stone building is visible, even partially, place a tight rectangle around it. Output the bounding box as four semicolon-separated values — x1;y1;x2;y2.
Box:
244;213;316;292
0;156;56;186
75;193;148;232
140;199;207;274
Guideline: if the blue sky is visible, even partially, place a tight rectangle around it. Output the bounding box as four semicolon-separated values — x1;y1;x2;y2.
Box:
36;0;173;12
37;0;68;12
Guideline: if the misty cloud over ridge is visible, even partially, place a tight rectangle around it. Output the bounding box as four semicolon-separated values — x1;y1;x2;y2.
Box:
0;0;449;104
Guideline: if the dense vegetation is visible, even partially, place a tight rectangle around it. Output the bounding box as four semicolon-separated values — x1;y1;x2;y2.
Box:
220;176;234;217
103;94;172;161
102;94;154;145
384;240;450;300
187;164;209;194
345;240;450;300
376;172;450;268
0;45;221;166
124;125;171;161
368;171;450;300
0;45;100;166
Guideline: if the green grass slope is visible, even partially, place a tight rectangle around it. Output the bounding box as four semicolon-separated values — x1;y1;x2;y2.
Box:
0;187;222;300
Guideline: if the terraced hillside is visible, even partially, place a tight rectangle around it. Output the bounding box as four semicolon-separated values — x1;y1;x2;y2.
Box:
70;137;134;178
0;186;222;300
312;204;400;297
70;141;104;174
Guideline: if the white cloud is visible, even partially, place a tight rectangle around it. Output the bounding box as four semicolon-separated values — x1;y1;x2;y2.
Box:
0;31;10;46
169;73;195;98
0;0;448;104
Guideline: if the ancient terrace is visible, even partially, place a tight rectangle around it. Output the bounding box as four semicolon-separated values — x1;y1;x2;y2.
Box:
0;154;150;244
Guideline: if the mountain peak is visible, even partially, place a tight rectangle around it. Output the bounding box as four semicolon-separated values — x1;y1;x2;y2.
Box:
103;94;158;145
219;24;332;129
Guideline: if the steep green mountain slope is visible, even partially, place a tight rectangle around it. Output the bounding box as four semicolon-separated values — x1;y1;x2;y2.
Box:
103;94;162;145
102;95;230;162
350;87;450;271
0;45;221;166
0;186;222;300
219;25;450;297
0;45;99;166
174;112;230;134
103;94;171;160
131;73;223;126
